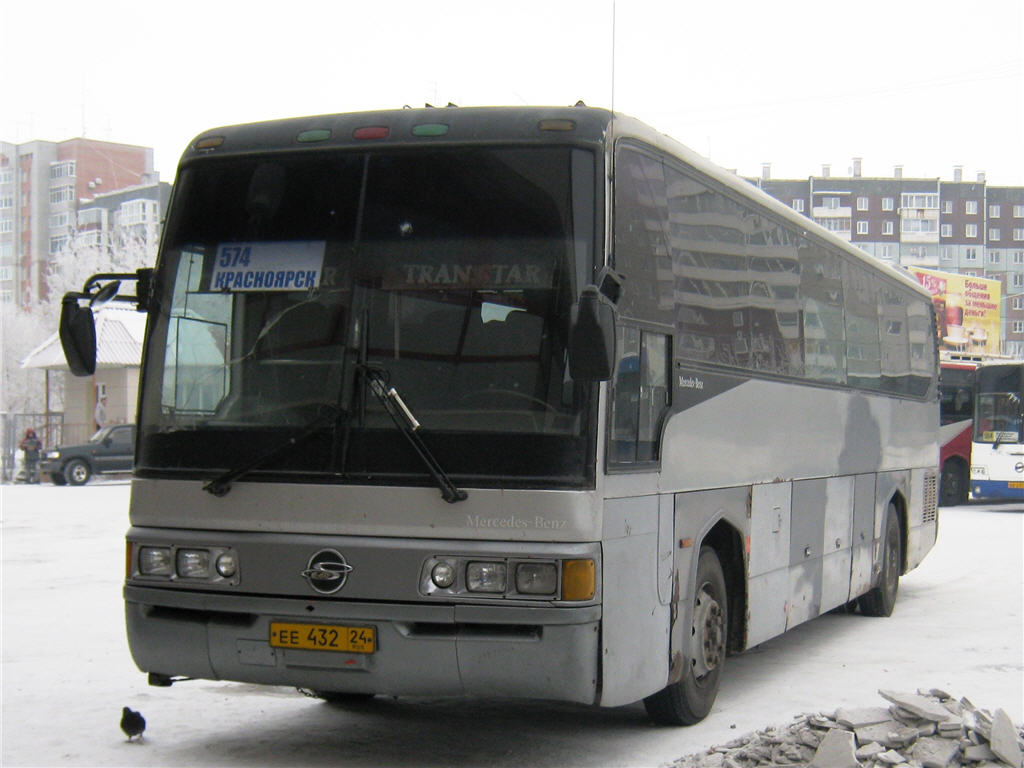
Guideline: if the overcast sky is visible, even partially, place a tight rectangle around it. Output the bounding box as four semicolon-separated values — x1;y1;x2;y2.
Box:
4;0;1022;185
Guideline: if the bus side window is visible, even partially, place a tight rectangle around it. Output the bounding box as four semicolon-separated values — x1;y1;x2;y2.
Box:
611;327;671;464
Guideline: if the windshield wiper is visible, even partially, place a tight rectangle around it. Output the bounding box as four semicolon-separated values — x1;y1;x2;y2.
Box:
202;405;339;497
359;363;468;504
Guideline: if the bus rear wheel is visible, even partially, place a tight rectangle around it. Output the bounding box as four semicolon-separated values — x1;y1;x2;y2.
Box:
643;547;727;725
939;459;968;506
858;502;901;617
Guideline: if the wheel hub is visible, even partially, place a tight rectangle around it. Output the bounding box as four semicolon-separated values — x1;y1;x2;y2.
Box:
690;585;724;678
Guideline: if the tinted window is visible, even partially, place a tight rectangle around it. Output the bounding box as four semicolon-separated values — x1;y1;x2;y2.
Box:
613;143;934;398
610;326;671;464
939;366;975;423
800;242;845;384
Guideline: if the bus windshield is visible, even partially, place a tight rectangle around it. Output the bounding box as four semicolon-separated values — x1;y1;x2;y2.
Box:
137;147;597;489
974;365;1023;444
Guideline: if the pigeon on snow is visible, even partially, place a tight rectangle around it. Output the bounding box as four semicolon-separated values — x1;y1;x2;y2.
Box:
120;707;146;741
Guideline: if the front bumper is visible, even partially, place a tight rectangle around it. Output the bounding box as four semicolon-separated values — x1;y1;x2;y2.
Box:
125;585;601;704
970;479;1024;501
38;459;61;475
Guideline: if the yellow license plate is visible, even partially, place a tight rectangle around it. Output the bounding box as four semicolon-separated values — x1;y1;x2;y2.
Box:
269;622;375;653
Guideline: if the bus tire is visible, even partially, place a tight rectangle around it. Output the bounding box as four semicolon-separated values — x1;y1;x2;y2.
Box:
939;459;968;506
643;546;727;726
858;502;901;617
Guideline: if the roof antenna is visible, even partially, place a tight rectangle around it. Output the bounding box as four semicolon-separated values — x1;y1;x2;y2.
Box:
610;0;616;113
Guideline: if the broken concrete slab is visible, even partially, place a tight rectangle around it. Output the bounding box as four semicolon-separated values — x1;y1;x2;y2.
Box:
855;742;886;760
809;728;859;768
910;736;961;768
989;709;1023;768
879;690;959;723
667;689;1022;768
836;706;893;729
854;721;920;749
936;720;963;737
876;749;908;764
963;744;998;763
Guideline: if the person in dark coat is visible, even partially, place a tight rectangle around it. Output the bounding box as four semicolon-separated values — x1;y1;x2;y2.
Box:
19;428;42;483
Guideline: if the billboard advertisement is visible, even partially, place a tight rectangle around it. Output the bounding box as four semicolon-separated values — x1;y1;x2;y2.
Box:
909;267;1001;355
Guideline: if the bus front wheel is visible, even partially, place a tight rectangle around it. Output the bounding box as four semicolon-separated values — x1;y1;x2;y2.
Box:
643;547;727;725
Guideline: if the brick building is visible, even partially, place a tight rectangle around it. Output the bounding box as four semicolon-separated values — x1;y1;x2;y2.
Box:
0;137;163;307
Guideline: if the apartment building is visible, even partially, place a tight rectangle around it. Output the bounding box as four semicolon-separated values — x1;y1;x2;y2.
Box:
76;181;171;263
981;185;1024;357
0;137;162;307
755;163;1024;358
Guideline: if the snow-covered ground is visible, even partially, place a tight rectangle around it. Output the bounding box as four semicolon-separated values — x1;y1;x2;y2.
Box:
1;482;1021;767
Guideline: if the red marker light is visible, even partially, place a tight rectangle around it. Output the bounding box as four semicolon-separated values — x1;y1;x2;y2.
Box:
353;126;389;140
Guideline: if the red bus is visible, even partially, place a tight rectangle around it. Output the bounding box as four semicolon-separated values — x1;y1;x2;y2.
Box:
938;354;980;506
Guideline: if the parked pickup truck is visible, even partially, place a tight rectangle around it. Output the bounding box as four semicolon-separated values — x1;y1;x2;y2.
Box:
40;424;135;485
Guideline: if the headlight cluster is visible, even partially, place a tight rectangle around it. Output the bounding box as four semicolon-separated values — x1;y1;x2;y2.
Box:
44;450;60;460
423;557;595;601
133;544;239;584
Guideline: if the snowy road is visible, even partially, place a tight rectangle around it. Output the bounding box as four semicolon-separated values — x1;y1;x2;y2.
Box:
1;482;1021;767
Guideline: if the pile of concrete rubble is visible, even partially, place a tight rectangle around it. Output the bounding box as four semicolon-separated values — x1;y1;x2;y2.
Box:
671;690;1023;768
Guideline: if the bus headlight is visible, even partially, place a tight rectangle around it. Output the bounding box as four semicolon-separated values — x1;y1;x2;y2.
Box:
176;549;211;579
139;546;173;576
431;561;456;588
515;562;558;595
467;562;507;592
215;552;238;578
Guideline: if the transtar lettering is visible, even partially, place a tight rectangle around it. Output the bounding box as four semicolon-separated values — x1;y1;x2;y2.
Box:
402;263;545;287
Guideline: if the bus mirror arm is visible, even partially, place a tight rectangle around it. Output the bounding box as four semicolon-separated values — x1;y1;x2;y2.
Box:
568;285;617;382
58;268;155;377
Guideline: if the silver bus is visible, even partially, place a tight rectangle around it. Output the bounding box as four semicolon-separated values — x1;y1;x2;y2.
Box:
60;106;939;725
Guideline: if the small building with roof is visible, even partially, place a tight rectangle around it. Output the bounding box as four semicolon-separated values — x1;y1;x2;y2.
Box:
20;306;145;445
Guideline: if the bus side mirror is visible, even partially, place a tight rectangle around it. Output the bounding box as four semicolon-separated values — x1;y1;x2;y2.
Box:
57;267;154;377
59;296;98;377
569;286;617;382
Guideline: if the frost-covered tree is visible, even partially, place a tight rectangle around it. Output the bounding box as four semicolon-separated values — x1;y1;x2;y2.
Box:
0;232;154;416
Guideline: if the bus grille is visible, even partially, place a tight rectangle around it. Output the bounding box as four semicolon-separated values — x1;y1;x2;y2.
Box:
922;472;938;523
